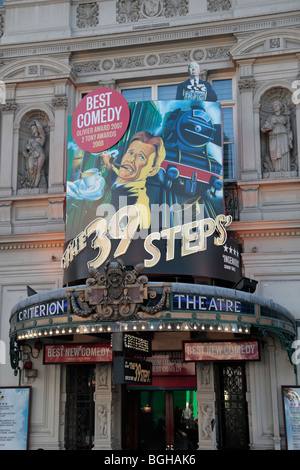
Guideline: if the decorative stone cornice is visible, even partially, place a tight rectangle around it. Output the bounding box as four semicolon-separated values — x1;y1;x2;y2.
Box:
0;241;64;250
229;219;300;239
0;14;300;60
72;45;232;74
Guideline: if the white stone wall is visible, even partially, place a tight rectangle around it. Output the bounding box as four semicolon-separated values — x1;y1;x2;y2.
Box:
0;0;299;450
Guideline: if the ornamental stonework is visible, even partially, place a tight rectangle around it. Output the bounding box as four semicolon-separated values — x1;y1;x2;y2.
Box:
207;0;232;12
77;2;99;28
116;0;189;23
67;259;170;322
0;14;4;38
72;46;232;74
52;95;68;108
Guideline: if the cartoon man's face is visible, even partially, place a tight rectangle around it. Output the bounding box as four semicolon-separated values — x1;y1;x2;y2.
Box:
117;140;158;184
188;62;200;78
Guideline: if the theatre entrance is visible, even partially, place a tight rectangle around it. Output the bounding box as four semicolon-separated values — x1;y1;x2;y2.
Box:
64;365;95;450
124;389;198;450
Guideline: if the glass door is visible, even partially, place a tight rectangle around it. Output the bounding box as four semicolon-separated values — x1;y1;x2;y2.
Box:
215;362;249;450
137;390;198;450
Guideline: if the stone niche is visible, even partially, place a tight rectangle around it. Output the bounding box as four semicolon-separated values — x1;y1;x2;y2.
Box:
260;86;297;178
17;110;50;194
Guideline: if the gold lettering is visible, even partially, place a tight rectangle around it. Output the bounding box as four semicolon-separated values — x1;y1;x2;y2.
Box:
197;218;215;252
144;232;161;268
214;214;232;246
86;218;111;269
181;220;198;257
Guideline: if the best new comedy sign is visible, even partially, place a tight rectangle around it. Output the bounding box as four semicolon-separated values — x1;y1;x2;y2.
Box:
63;92;240;285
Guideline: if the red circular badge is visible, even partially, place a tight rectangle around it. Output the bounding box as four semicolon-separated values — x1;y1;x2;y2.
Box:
72;88;130;153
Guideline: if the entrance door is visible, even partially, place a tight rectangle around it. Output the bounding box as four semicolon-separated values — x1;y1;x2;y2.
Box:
125;389;198;450
64;365;95;450
215;362;249;450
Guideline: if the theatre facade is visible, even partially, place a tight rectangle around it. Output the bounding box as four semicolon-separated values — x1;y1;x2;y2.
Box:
1;0;300;451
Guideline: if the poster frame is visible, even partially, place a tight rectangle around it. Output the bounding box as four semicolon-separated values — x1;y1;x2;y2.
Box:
282;385;300;450
0;386;31;450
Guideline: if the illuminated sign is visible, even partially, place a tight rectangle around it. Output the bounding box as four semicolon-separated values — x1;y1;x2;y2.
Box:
63;95;240;285
147;351;195;376
16;299;68;322
184;341;259;362
44;343;113;364
123;333;151;356
114;356;152;384
173;294;255;315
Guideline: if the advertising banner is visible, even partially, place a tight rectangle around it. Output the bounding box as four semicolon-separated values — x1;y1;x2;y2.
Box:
147;351;195;376
184;341;259;362
282;386;300;450
0;387;31;450
114;356;152;385
44;343;113;364
63;90;240;284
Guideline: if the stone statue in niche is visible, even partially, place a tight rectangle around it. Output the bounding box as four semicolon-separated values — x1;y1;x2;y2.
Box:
261;100;293;172
22;120;46;187
18;111;49;192
260;87;297;176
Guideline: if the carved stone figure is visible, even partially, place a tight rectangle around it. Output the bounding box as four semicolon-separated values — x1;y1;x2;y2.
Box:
21;120;46;188
97;404;108;438
200;404;213;438
261;99;293;172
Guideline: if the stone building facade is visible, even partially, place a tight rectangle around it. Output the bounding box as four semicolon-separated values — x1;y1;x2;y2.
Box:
0;0;300;451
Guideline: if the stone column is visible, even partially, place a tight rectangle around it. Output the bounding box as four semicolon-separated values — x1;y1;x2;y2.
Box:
196;362;216;450
93;363;113;450
98;79;117;90
294;54;300;175
0;100;17;196
237;60;257;180
295;99;300;176
266;337;281;450
111;383;122;449
49;79;69;194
